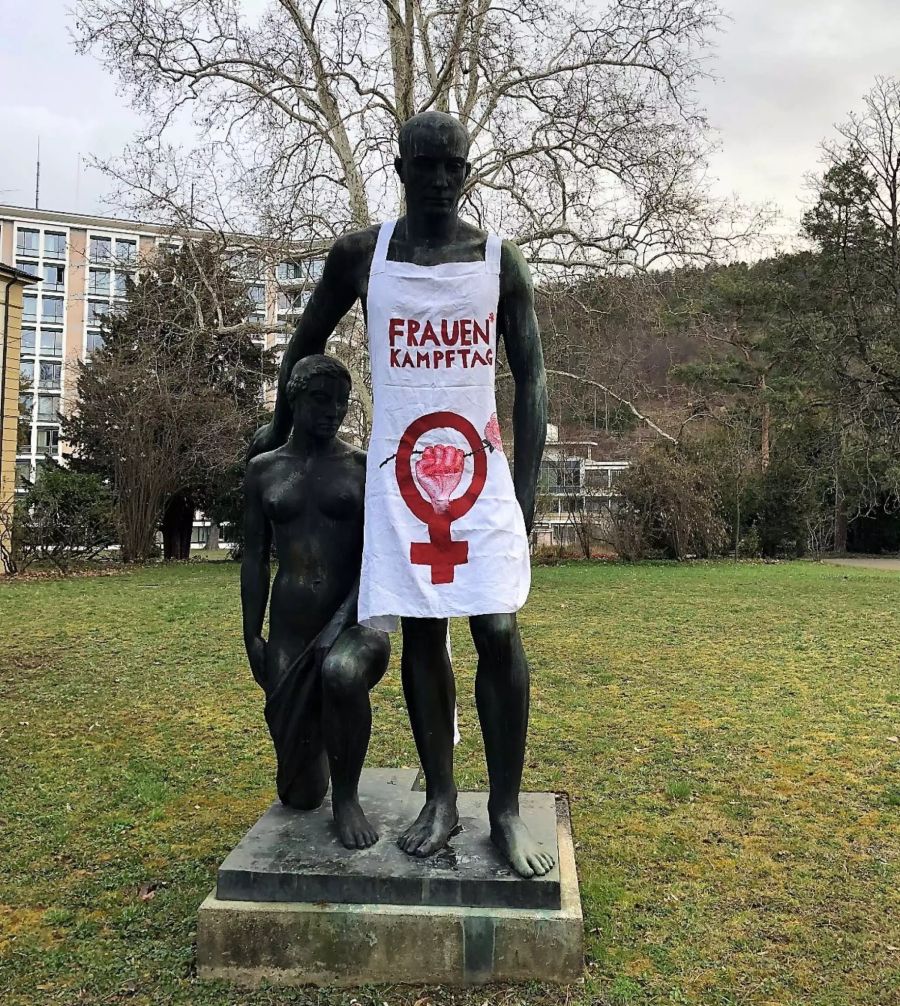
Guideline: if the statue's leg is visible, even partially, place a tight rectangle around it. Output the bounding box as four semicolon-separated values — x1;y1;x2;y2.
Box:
265;637;330;811
397;617;459;857
469;613;556;878
321;625;390;849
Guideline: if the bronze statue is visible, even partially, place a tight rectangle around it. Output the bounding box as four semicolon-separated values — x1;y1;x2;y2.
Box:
250;111;553;879
242;355;389;849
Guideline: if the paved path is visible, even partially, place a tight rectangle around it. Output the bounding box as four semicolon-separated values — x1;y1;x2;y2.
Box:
825;556;900;571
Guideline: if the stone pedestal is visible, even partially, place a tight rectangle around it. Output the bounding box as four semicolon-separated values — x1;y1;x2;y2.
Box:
197;769;583;987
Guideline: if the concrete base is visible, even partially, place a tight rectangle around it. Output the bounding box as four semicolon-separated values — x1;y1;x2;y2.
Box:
197;799;583;987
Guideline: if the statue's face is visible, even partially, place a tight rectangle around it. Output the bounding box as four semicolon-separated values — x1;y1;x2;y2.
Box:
397;120;470;221
293;374;350;444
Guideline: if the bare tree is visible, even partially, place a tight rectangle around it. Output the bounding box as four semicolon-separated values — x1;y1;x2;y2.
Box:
832;76;900;318
74;0;757;276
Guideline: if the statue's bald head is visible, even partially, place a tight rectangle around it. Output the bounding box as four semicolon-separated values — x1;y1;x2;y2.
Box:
398;111;471;162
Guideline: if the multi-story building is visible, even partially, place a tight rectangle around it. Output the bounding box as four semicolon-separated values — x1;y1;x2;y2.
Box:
0;204;320;505
1;262;40;560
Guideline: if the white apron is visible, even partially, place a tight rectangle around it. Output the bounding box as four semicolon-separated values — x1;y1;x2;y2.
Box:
358;220;531;632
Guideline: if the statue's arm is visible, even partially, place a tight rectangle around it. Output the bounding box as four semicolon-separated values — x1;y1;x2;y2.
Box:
498;240;548;535
240;459;272;686
249;234;366;459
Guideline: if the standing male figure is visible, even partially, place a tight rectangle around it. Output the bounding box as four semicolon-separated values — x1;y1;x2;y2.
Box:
250;111;553;878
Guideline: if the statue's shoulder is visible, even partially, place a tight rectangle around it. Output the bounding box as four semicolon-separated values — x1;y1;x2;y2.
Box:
498;238;533;295
335;439;367;467
244;449;278;489
332;440;368;488
330;225;381;266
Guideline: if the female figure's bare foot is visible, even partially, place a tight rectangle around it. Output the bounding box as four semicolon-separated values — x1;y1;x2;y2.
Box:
333;796;379;849
397;793;459;857
490;812;556;878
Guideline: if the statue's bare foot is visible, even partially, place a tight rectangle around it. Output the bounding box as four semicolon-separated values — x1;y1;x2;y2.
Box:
397;794;459;858
490;813;556;878
333;797;379;849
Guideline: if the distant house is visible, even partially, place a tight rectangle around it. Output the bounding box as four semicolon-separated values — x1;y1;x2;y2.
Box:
532;426;629;549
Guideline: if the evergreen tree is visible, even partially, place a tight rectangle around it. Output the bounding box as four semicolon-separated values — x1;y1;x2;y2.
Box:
65;242;277;561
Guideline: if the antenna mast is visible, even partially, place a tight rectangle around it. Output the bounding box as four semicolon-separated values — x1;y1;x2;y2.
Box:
35;137;41;210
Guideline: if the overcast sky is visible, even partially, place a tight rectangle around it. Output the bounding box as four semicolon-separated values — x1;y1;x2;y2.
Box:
1;0;899;239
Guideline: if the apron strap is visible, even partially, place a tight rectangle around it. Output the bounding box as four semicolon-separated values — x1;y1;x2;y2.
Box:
370;219;397;275
485;232;502;274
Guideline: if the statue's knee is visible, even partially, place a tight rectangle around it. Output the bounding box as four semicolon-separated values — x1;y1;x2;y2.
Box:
322;650;366;698
472;613;517;660
281;759;329;810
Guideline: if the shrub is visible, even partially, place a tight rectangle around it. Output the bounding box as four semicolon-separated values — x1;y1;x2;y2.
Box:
611;445;727;560
6;464;116;574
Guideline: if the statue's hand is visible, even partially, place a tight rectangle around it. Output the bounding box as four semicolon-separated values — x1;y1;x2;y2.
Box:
247;422;279;461
247;635;267;686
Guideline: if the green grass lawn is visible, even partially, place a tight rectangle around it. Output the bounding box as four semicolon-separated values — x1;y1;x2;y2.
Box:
1;561;898;1006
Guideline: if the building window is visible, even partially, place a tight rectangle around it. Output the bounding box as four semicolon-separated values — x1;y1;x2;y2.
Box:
191;524;210;546
41;297;64;324
276;260;304;282
19;392;34;416
42;263;65;291
17;420;32;454
23;295;37;322
15;461;32;489
39;330;63;357
87;300;107;325
114;271;129;297
90;235;112;263
38;362;62;390
21;328;36;354
115;239;137;264
89;269;110;295
277;290;307;317
37;395;61;422
36;427;60;457
16;229;40;256
44;232;67;259
20;359;35;382
249;284;265;313
16;259;39;277
86;331;105;355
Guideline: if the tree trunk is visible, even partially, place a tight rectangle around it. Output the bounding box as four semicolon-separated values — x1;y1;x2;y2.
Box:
833;476;848;555
205;521;220;551
116;479;162;562
162;492;195;561
760;377;771;472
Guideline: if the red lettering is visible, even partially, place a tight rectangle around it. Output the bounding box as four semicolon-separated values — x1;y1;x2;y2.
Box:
389;318;404;346
415;351;431;368
473;319;489;345
420;320;438;347
486;348;494;365
472;350;488;367
460;319;472;343
433;350;444;367
442;319;459;346
408;320;421;346
459;348;471;368
445;350;456;367
390;347;401;367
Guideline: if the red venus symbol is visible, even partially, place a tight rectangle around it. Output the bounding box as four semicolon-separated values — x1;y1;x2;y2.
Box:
396;412;488;584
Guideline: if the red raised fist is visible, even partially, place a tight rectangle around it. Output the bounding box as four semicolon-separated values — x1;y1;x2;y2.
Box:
415;444;465;513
